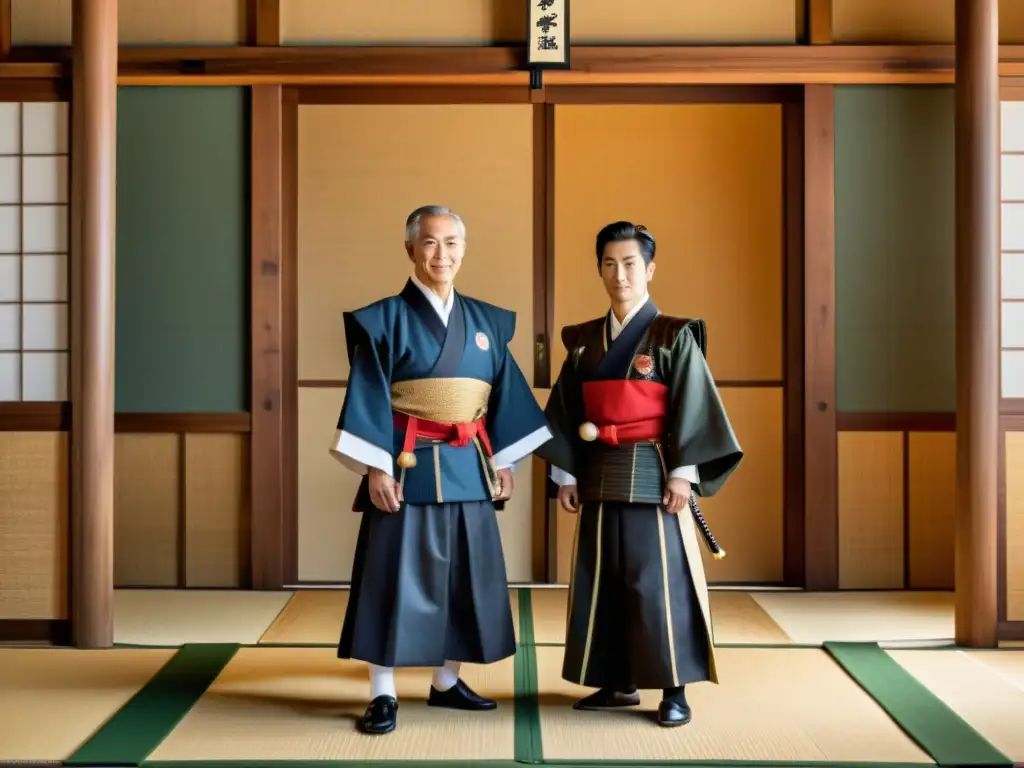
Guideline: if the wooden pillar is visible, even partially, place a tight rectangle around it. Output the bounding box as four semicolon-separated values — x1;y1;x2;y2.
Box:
70;0;117;648
954;0;999;648
0;0;11;60
803;85;838;590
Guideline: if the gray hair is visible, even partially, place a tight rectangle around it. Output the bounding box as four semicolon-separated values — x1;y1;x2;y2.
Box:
404;205;466;243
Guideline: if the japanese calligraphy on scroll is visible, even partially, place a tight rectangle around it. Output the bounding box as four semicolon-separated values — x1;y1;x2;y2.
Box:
527;0;570;68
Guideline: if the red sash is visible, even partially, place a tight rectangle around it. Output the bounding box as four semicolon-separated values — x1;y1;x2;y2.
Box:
580;379;668;446
393;412;494;457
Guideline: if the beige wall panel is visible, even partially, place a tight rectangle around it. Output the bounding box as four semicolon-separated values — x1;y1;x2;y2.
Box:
298;386;543;582
282;0;525;45
114;434;179;587
693;387;784;583
552;104;783;383
1006;432;1024;621
0;432;67;619
298;387;361;583
554;386;784;585
184;434;248;588
297;104;534;384
11;0;243;45
832;0;1024;44
570;0;798;44
838;431;904;589
907;431;955;590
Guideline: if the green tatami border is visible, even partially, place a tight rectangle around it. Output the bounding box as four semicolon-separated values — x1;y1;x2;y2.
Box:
142;762;940;768
65;643;240;767
824;641;1013;768
515;588;543;765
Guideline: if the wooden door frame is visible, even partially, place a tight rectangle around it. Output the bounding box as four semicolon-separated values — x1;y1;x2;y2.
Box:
258;83;823;589
537;84;813;588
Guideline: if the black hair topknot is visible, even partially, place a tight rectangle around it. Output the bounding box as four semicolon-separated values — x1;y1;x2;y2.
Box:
595;221;656;267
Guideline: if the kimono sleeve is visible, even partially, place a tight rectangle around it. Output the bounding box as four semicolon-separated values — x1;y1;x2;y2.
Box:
329;306;396;478
533;356;582;482
664;322;743;497
532;326;586;485
485;309;552;471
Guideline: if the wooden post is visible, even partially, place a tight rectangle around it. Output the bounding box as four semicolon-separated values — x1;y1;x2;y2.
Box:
249;84;285;590
70;0;117;648
803;85;838;591
954;0;999;648
0;0;11;60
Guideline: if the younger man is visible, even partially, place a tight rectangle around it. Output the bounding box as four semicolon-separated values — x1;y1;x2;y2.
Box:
535;221;743;727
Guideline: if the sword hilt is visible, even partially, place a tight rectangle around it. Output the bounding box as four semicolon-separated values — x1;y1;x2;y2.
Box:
689;495;726;560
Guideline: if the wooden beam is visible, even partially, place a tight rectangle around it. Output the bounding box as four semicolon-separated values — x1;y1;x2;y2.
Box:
803;84;838;591
954;0;1000;648
11;44;1024;86
69;0;117;649
807;0;833;45
250;84;285;590
0;62;61;78
0;403;70;431
245;0;279;46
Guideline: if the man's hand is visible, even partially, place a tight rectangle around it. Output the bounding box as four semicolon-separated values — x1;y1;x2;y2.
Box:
369;468;402;513
662;477;691;515
493;468;514;501
558;484;579;513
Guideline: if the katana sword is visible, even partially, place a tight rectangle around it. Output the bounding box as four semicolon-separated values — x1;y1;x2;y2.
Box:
689;495;725;560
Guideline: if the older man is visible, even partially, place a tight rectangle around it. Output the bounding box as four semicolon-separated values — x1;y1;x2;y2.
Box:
331;205;551;735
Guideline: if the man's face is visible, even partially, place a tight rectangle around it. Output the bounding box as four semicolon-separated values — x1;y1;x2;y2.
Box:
406;215;465;288
600;239;654;305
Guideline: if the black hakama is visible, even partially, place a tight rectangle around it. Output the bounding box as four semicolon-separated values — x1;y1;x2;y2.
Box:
562;501;710;690
338;500;516;667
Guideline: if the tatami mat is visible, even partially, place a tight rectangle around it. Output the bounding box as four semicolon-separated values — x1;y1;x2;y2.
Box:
0;648;175;762
530;588;792;645
751;590;954;644
148;647;516;762
533;644;933;763
889;649;1024;762
258;590;349;645
260;589;521;646
116;589;293;646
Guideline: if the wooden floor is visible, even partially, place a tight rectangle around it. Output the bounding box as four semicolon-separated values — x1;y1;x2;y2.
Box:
1;587;1023;767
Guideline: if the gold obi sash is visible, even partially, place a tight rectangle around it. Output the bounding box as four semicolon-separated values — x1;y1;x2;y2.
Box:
390;378;499;495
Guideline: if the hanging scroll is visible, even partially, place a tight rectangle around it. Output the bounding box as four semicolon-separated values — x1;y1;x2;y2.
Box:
527;0;570;69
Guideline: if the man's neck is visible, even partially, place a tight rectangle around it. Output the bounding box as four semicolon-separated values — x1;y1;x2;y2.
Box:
611;293;647;325
413;273;452;303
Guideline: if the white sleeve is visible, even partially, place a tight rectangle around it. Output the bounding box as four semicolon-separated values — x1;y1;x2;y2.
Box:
492;426;553;471
329;429;394;478
550;465;577;487
669;465;700;484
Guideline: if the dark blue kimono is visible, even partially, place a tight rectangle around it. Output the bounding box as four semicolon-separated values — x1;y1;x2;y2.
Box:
332;279;551;668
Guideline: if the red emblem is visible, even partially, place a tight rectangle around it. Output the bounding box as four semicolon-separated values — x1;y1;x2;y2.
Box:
633;354;654;376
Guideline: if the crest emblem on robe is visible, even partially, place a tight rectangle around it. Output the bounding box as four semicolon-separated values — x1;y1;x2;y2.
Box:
633;354;654;376
475;332;490;351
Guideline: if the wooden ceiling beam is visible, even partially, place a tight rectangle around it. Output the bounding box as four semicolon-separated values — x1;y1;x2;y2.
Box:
0;44;1022;86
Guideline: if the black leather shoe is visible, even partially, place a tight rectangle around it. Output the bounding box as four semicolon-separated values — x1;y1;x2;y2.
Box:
359;695;398;734
573;687;641;710
427;678;497;710
657;699;691;727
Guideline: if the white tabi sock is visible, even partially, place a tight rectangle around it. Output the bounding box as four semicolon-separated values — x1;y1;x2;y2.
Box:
369;664;397;700
432;660;461;691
